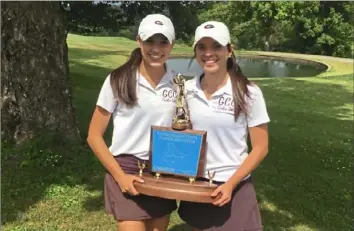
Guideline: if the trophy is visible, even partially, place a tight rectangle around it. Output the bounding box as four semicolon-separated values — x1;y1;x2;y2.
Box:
133;74;218;203
171;74;190;130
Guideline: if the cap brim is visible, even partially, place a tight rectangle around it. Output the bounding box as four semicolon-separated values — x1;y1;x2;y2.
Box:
140;31;173;44
193;35;229;48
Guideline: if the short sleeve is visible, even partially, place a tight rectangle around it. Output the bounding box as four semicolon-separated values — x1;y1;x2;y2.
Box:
96;75;118;113
247;85;270;127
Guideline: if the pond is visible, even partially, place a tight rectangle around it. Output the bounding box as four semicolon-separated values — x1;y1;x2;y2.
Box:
166;57;327;78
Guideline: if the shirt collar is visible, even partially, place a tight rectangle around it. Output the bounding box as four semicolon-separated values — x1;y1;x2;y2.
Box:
185;74;201;95
137;64;175;90
158;65;175;87
222;77;233;95
188;74;233;96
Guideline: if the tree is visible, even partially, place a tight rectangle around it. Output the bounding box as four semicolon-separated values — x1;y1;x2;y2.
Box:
198;1;353;57
1;2;80;143
63;1;125;35
167;1;209;42
119;1;207;42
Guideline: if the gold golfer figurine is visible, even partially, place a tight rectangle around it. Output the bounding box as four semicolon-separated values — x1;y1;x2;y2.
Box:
172;74;191;130
207;170;216;185
137;160;146;177
155;172;161;179
189;177;196;184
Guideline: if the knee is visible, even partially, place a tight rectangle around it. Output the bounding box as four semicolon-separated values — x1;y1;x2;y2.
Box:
146;215;170;231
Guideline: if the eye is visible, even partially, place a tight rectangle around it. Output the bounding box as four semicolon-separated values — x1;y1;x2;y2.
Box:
196;44;205;50
160;40;169;45
214;43;222;49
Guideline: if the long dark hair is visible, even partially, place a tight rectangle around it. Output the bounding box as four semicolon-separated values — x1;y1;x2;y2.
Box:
110;48;142;106
190;44;251;120
226;44;251;120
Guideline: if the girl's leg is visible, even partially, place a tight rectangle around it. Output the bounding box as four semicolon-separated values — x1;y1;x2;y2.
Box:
146;214;170;231
105;156;177;231
178;178;261;231
117;220;146;231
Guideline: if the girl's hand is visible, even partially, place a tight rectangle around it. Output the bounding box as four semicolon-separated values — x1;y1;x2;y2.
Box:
211;182;234;206
116;174;144;196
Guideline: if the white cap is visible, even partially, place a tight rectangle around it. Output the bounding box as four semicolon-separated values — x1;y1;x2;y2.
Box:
193;21;231;48
138;14;175;44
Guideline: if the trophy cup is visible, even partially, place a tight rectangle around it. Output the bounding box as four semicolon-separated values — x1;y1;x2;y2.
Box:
133;74;218;203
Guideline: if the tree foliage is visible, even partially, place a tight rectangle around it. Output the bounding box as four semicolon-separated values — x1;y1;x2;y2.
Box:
199;1;353;57
63;1;353;58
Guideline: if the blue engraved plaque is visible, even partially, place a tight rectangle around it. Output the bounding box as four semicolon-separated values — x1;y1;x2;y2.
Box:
150;127;205;177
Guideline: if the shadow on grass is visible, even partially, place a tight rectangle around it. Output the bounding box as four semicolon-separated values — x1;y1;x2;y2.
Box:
68;50;117;139
69;47;131;61
251;75;353;230
2;51;353;231
70;61;113;90
2;48;115;226
1;138;104;224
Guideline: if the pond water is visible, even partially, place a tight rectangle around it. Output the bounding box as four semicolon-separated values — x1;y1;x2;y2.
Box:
166;57;327;78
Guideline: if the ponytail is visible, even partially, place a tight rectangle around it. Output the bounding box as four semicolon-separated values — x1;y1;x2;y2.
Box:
110;48;142;106
226;44;251;120
188;53;196;69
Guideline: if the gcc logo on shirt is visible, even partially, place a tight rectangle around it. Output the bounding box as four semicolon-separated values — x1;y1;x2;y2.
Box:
213;96;234;112
162;89;177;102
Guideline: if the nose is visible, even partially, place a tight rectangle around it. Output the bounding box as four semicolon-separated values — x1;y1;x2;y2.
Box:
204;49;213;57
151;42;162;52
203;47;214;57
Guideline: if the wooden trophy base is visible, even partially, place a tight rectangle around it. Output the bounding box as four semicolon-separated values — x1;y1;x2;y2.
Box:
133;173;219;203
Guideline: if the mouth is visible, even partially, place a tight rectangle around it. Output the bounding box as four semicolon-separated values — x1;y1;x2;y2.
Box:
203;58;218;65
149;54;164;61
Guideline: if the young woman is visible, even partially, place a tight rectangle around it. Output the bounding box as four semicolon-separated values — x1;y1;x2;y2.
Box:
87;14;178;231
178;21;270;231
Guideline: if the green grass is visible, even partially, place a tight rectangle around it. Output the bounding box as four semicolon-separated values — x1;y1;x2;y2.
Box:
2;34;353;231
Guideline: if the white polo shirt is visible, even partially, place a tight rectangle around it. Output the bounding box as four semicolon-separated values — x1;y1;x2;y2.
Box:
185;76;270;182
96;68;177;160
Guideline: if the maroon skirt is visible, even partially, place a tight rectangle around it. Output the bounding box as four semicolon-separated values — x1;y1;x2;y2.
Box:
104;154;177;221
178;177;263;231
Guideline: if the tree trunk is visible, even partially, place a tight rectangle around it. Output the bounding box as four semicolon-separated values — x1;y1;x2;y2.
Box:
1;2;80;143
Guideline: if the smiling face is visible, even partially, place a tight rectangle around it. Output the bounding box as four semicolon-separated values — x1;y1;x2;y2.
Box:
195;37;230;74
137;34;173;68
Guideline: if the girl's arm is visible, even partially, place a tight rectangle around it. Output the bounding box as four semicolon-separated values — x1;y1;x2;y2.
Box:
211;123;269;206
87;106;143;195
228;123;269;186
